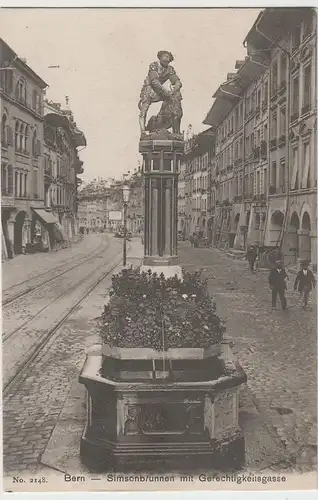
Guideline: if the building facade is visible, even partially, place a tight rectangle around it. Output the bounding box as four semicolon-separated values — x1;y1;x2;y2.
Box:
43;100;86;243
126;169;144;234
203;7;317;268
1;38;48;258
1;39;86;258
181;128;216;240
77;195;108;232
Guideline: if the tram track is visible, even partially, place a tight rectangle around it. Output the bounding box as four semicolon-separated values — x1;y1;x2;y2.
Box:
3;248;126;398
2;236;110;306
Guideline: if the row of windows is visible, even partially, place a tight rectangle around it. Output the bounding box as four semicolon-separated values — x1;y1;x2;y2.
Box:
1;163;39;199
48;185;75;207
44;154;75;181
1;114;41;156
217;23;314;148
187;153;209;173
0;70;43;115
217;60;312;163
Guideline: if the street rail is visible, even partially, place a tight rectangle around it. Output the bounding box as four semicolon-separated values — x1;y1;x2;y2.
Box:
3;252;126;397
2;236;110;306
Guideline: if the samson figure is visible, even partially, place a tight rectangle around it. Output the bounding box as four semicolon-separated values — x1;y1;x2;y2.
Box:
138;50;183;138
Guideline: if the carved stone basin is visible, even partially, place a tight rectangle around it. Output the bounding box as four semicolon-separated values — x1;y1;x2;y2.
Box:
79;342;247;472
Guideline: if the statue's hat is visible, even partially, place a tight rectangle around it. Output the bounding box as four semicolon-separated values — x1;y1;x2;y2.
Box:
157;50;174;62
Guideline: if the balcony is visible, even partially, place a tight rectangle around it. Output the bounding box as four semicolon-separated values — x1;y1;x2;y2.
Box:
278;134;286;147
269;138;277;150
261;99;268;111
255;106;260;117
301;104;310;116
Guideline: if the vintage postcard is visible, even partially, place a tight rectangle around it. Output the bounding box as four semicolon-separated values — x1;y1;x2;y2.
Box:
0;5;317;494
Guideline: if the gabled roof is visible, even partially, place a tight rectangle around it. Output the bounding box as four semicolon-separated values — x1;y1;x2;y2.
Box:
0;38;48;88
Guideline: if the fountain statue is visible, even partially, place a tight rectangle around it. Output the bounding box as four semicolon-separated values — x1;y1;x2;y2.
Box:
138;50;183;140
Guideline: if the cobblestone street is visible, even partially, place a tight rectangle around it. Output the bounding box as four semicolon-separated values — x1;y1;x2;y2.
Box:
179;243;317;471
2;234;135;475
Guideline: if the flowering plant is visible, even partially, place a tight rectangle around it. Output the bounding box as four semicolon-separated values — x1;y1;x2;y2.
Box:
99;268;225;351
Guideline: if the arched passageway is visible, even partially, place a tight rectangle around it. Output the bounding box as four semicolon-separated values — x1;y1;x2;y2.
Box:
287;212;300;263
269;210;284;246
300;212;311;262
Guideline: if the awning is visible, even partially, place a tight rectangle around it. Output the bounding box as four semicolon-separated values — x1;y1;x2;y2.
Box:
32;208;59;225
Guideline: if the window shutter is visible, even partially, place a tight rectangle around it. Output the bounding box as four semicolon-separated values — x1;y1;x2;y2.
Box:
36;139;41;156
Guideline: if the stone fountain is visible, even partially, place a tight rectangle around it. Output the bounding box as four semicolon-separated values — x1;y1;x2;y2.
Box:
79;50;247;472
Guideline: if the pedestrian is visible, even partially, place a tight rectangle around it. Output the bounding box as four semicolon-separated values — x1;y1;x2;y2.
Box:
189;234;194;247
246;245;257;273
293;260;315;309
268;260;289;310
193;233;199;248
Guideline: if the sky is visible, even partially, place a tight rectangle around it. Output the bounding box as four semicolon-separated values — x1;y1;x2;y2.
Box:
0;8;261;183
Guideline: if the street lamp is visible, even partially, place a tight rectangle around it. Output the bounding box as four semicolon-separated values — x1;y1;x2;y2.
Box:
122;184;130;266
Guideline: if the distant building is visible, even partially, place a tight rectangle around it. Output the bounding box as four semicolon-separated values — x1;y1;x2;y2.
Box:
1;38;48;258
126;169;144;234
181;128;216;239
77;170;144;234
77;195;108;231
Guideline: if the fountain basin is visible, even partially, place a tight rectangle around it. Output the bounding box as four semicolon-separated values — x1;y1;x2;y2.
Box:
79;342;247;472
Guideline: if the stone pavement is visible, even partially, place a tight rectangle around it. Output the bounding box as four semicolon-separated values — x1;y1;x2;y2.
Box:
2;237;142;477
179;243;317;472
1;233;107;290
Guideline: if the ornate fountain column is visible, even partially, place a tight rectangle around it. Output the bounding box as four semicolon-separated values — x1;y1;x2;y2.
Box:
139;137;184;278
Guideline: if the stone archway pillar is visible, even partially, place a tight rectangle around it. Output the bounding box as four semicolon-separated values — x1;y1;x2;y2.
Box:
23;218;32;246
297;229;311;262
310;230;317;270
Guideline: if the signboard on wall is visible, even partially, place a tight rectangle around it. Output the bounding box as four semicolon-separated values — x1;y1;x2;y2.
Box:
108;210;122;221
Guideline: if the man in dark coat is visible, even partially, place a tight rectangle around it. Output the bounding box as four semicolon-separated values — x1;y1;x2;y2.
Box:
246;245;257;272
268;260;289;310
294;260;316;309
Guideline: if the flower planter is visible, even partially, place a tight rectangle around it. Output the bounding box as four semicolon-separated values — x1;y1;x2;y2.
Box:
79;342;247;472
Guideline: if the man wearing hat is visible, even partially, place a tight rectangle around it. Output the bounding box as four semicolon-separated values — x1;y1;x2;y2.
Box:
294;260;316;309
268;260;289;310
138;51;182;137
246;244;258;273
